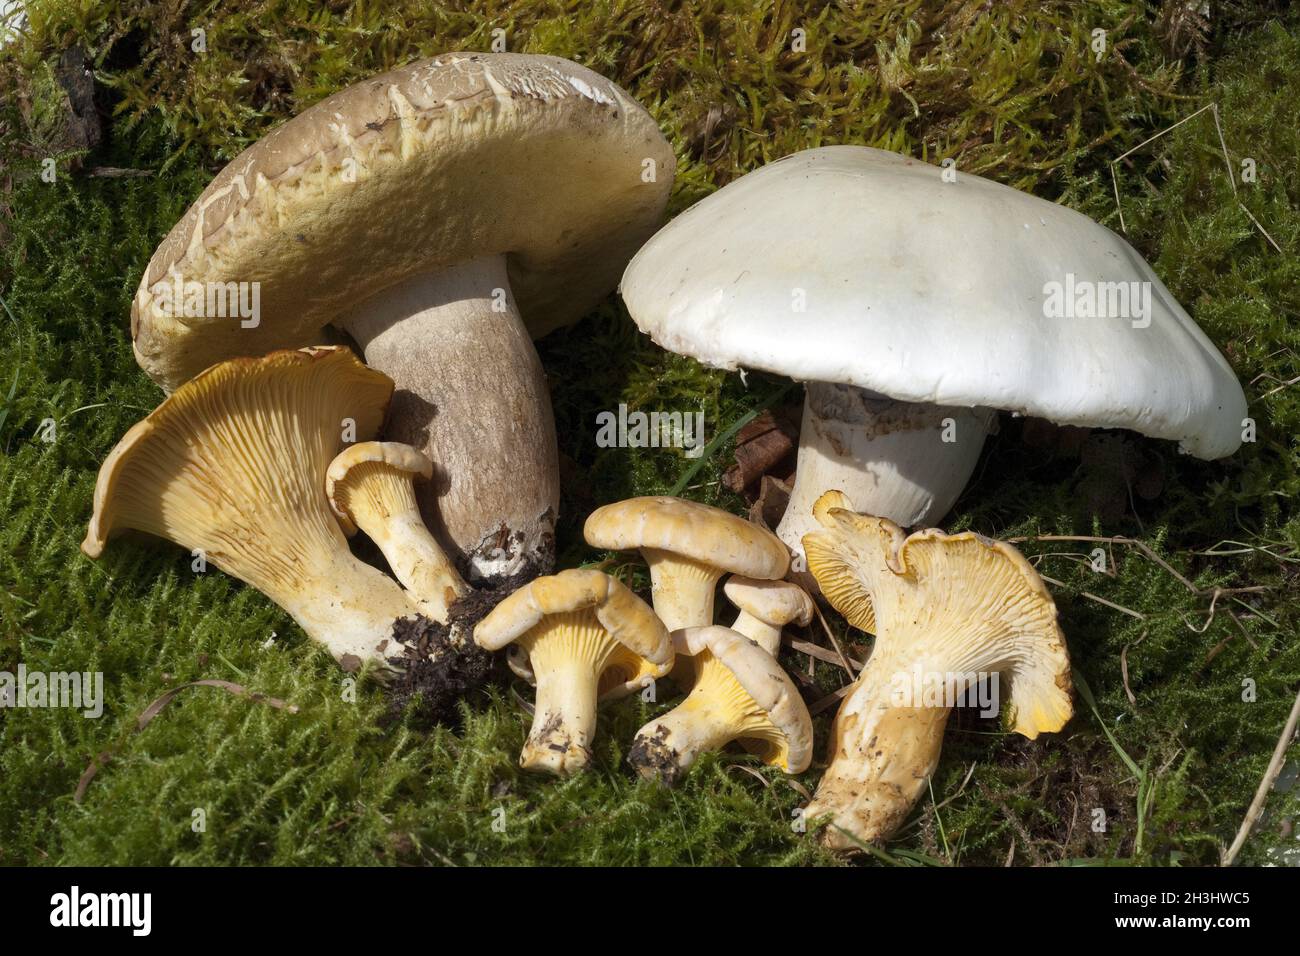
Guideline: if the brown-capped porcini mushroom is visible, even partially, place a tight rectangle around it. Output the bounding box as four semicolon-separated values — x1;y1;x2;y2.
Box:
723;576;814;655
474;568;672;776
131;53;675;584
83;348;438;670
629;625;812;786
326;441;469;621
801;491;1073;850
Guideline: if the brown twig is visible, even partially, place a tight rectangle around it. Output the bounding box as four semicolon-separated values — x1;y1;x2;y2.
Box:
1221;685;1300;866
788;638;865;670
1038;573;1146;619
1010;535;1269;627
810;684;853;716
1120;632;1145;706
812;602;859;678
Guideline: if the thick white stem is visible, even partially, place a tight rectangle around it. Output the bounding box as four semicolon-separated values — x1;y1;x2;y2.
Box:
339;256;559;584
777;383;993;566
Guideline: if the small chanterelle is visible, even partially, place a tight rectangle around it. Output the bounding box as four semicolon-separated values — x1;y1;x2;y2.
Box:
629;625;813;786
800;491;1074;851
474;568;674;776
81;347;487;717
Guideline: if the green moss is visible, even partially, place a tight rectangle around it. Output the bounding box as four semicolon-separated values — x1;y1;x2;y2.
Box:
1;1;1297;866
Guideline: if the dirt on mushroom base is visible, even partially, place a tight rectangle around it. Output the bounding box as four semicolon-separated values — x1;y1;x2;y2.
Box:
385;563;546;725
627;725;686;786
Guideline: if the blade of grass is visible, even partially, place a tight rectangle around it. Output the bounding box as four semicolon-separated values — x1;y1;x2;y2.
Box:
0;291;23;438
1074;669;1149;855
667;381;795;497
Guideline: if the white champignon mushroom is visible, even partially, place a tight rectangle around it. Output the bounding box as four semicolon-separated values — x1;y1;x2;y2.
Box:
620;145;1248;568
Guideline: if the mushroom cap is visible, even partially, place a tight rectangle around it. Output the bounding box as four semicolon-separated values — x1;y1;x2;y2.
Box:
132;53;676;391
325;440;433;534
723;575;814;629
82;346;392;558
474;568;672;671
621;145;1246;460
584;496;790;580
675;625;813;772
803;491;1072;739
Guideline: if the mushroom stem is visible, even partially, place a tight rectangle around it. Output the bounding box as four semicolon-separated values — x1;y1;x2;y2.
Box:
339;254;559;584
803;656;951;851
729;610;782;656
363;507;469;621
643;550;722;631
629;695;745;784
522;655;599;776
776;383;994;562
330;453;470;620
269;547;429;667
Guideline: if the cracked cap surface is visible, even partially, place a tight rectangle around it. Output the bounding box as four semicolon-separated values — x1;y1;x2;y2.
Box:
133;52;675;391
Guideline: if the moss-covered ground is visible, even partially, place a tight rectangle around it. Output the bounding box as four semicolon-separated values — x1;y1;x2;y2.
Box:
1;1;1297;865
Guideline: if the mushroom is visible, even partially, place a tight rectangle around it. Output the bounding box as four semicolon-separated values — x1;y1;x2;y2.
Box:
800;491;1073;850
325;441;470;621
619;145;1248;566
723;576;814;655
131;53;675;584
474;568;672;776
583;496;790;632
82;347;439;669
629;625;812;785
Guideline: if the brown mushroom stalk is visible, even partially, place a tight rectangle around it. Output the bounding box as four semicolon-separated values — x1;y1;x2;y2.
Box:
82;348;437;669
335;256;557;582
327;441;470;621
474;569;672;776
801;491;1073;851
131;53;675;585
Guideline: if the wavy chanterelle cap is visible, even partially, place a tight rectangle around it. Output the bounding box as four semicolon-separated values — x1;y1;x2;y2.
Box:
629;625;813;785
801;491;1072;850
584;496;790;634
475;568;672;775
132;52;676;390
81;347;441;668
723;575;814;655
326;441;433;535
